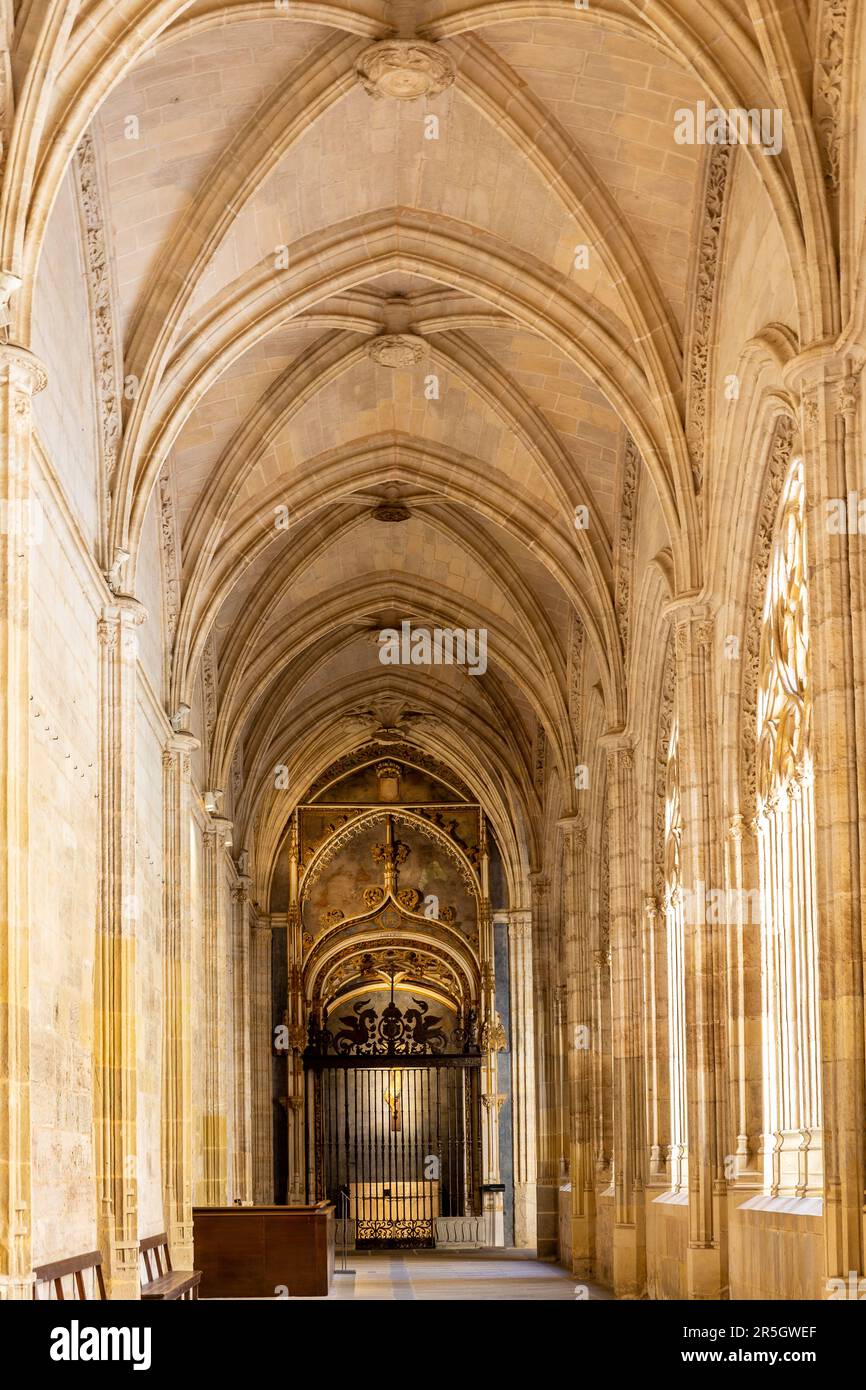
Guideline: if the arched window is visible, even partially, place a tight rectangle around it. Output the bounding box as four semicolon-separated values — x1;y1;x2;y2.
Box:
755;457;822;1196
664;711;688;1191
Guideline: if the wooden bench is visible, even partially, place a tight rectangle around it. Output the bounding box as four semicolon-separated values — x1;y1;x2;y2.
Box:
33;1251;106;1300
140;1233;201;1300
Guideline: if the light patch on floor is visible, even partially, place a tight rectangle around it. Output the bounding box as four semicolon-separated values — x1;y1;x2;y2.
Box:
291;1252;614;1301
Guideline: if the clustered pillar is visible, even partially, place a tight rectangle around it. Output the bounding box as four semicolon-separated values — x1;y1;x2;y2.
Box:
0;344;45;1300
95;595;147;1299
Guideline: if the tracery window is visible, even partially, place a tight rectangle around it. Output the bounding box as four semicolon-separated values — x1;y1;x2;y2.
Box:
755;457;822;1196
663;711;688;1191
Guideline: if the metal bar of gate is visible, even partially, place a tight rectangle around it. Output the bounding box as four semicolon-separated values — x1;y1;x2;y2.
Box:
435;1068;441;1217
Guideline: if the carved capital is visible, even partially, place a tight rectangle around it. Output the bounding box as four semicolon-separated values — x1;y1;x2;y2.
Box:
165;730;199;758
529;872;550;902
98;597;147;650
0;340;47;396
480;1014;508;1053
481;1092;506;1114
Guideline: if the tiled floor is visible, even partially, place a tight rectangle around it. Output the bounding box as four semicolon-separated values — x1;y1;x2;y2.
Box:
300;1251;613;1300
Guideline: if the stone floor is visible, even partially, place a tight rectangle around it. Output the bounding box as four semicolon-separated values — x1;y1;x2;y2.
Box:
298;1250;614;1300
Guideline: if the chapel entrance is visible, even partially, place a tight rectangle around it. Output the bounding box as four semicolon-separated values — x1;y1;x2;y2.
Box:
304;996;482;1249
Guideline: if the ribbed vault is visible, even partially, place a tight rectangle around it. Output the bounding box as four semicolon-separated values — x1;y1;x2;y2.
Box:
11;0;844;914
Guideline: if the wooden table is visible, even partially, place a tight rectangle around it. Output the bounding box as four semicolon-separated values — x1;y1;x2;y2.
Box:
193;1203;335;1298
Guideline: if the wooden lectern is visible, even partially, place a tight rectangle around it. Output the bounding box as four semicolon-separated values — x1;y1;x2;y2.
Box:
192;1203;336;1298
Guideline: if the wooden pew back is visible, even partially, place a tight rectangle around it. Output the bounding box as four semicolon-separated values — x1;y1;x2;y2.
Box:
33;1252;107;1300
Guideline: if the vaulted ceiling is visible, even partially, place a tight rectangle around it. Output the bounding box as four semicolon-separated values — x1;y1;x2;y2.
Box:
14;0;836;885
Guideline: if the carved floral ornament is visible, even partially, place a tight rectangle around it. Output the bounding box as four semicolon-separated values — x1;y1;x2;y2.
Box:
480;1014;508;1052
814;0;849;191
756;459;811;812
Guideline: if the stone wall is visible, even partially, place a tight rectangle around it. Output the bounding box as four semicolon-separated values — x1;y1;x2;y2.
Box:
28;448;102;1265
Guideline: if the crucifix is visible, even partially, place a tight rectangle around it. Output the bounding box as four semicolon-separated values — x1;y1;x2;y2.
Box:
382;964;402;1129
383;1069;402;1131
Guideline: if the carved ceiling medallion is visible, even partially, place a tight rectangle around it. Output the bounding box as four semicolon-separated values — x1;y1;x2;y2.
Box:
356;40;456;101
372;501;412;523
366;333;426;368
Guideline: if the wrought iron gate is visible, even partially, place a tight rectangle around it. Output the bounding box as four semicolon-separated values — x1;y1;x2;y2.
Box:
305;1056;482;1248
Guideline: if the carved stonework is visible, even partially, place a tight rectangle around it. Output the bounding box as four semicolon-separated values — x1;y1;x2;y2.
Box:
356;40;456;101
814;0;848;192
756;458;811;810
481;1014;508;1052
319;942;466;1007
302;808;479;906
308;741;472;802
686;145;732;486
741;416;796;812
508;915;532;940
372;500;412;522
231;742;242;809
74;132;122;491
615;436;640;661
106;547;130;596
157;468;180;686
653;632;677;901
568;610;585;746
366;333;426;368
481;1092;506;1113
0;31;11;188
319;908;344;929
598;806;610;958
96;616;119;650
202;634;217;753
801;394;819;431
532;720;546;795
663;712;682;907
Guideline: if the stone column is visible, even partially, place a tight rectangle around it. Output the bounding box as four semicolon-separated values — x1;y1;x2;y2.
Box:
641;894;669;1185
673;613;729;1299
786;352;866;1289
285;818;305;1203
231;875;254;1205
161;729;199;1268
0;344;45;1300
250;917;274;1204
199;815;231;1206
507;909;536;1248
604;739;647;1297
723;814;762;1182
95;595;147;1298
530;872;559;1257
560;815;595;1276
478;823;504;1245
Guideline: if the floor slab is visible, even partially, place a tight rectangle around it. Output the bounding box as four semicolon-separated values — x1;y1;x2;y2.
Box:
292;1251;614;1301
